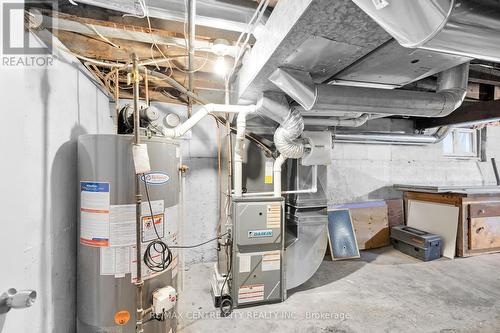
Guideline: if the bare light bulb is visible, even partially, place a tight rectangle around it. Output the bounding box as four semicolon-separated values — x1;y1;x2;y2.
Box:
214;56;228;77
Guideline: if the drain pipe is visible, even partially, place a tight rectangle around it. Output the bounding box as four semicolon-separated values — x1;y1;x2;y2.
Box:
234;109;255;197
273;155;287;197
131;55;144;333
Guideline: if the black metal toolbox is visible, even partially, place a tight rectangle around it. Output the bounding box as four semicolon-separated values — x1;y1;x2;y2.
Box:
390;225;442;261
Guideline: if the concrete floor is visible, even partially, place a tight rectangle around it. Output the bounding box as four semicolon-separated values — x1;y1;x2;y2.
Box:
178;247;500;333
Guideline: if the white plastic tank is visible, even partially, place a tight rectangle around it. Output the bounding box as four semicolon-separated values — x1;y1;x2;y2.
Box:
77;134;180;333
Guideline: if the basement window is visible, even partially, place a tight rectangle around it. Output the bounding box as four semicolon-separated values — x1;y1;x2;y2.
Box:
442;128;479;158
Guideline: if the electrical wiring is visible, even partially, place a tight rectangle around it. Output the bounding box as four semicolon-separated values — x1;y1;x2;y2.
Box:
143;165;227;266
170;232;228;249
225;0;270;87
89;24;120;49
143;176;173;273
219;241;233;317
53;43;125;68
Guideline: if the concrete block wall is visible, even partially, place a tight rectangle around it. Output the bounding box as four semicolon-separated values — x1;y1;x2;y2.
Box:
329;125;500;204
144;105;500;268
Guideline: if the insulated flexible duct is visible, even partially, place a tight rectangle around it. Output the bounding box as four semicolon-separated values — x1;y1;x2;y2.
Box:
273;108;305;159
257;93;305;159
257;93;305;197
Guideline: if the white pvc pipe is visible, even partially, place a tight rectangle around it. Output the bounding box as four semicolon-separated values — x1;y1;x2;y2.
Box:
162;104;257;138
162;103;257;198
273;155;288;197
234;110;254;197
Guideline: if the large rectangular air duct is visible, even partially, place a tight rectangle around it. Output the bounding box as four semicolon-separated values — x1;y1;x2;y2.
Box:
351;0;500;62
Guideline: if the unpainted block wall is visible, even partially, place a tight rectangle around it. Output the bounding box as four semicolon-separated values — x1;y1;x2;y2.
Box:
152;112;500;268
329;121;500;203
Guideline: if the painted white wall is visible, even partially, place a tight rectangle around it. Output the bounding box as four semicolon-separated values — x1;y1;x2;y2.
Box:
0;40;114;333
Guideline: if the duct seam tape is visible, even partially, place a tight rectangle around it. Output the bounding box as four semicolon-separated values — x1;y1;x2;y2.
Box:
372;0;389;10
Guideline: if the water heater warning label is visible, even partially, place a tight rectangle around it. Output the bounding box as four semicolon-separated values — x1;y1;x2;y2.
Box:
141;200;165;242
142;214;164;242
80;182;110;247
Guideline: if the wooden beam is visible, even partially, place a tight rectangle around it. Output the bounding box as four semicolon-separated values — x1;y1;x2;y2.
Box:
415;99;500;129
469;66;500;86
53;30;226;91
57;3;242;42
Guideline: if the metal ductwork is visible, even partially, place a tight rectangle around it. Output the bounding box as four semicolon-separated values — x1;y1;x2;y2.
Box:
256;93;305;159
269;63;469;118
333;126;451;145
71;0;263;33
304;114;371;127
351;0;500;62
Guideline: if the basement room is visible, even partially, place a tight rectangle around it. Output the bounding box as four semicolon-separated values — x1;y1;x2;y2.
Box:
1;0;500;332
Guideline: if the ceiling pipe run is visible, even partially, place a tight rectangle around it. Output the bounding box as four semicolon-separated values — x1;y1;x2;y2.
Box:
304;114;371;127
70;0;263;33
269;63;469;118
351;0;500;63
333;126;451;145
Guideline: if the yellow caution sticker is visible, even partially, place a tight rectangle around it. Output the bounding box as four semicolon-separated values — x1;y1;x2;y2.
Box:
114;310;130;325
264;160;273;184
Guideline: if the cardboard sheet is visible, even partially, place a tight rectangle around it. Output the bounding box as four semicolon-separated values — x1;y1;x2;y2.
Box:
407;200;459;259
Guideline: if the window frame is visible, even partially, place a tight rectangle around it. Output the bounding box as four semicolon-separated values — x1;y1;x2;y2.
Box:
442;128;480;159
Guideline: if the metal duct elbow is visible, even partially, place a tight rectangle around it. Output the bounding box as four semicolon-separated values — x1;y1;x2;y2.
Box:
436;62;469;115
269;63;469;118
